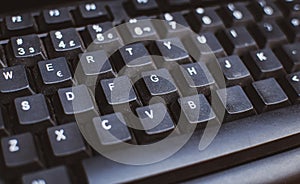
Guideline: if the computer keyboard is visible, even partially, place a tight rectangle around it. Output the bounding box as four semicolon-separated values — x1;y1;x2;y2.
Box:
0;0;300;183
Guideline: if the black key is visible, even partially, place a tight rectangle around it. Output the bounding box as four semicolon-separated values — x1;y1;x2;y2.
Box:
4;14;36;36
9;34;47;67
84;22;123;53
22;166;71;184
217;3;255;27
137;69;178;105
249;21;287;48
248;0;283;21
244;48;285;80
165;0;190;7
280;16;300;41
47;28;84;60
39;8;73;31
285;72;300;103
215;55;253;87
1;133;42;175
188;7;225;33
0;110;8;137
127;0;159;16
217;26;258;55
55;85;96;123
36;57;73;95
77;50;116;86
276;43;300;73
0;65;34;103
75;2;110;25
98;76;140;114
278;0;300;16
93;113;132;145
46;123;90;164
135;103;175;143
14;94;54;133
249;78;290;113
215;85;255;122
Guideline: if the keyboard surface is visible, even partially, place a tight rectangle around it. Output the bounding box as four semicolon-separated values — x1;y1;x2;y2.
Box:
0;0;300;183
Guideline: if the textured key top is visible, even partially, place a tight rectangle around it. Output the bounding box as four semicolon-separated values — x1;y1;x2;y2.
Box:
93;113;132;145
244;48;285;80
39;8;73;31
22;166;71;184
276;43;300;72
75;2;110;25
248;0;283;21
249;78;290;113
285;72;300;103
215;85;255;122
14;94;54;133
9;34;47;67
127;0;159;16
4;13;36;36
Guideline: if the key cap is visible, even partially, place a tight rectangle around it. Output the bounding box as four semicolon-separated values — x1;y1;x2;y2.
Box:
1;133;43;176
22;166;71;184
93;112;132;145
217;26;258;55
39;8;73;31
47;28;84;60
285;72;300;103
275;43;300;73
248;0;283;21
249;78;290;113
135;103;175;143
55;85;96;123
243;48;285;80
0;65;34;103
0;110;8;137
84;22;123;53
280;16;300;41
127;0;159;16
9;34;47;67
187;7;225;33
278;0;300;16
36;57;73;95
98;76;140;114
46;123;90;164
215;85;255;122
14;94;54;133
249;21;287;48
77;50;116;86
4;13;36;36
75;2;110;25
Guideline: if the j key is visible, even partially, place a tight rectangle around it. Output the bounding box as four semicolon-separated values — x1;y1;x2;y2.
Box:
244;49;285;80
0;65;34;103
128;0;159;16
0;110;9;137
137;68;178;105
40;8;73;31
276;43;300;73
93;113;132;145
217;26;258;55
174;62;215;96
98;76;140;114
216;55;253;87
188;7;225;33
9;34;47;67
118;18;159;44
4;14;36;36
285;72;300;103
249;78;290;113
281;16;300;41
46;123;89;164
156;12;190;38
55;85;96;123
215;85;255;122
14;94;54;133
248;0;283;21
47;28;84;59
22;166;71;184
1;133;42;176
184;32;226;62
78;50;116;86
135;103;175;143
76;2;110;25
85;22;123;53
218;3;255;27
37;57;73;95
153;37;191;65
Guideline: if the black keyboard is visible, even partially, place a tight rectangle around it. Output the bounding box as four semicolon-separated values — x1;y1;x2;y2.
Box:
1;0;300;183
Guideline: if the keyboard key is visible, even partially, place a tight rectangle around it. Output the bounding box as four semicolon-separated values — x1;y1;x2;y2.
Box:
14;94;54;133
1;133;43;174
280;16;300;41
244;48;285;80
46;123;90;163
249;78;290;113
9;34;47;67
248;0;283;21
93;113;132;145
217;26;258;55
215;85;255;122
39;8;73;31
278;0;300;16
47;28;84;59
75;2;110;25
127;0;159;16
22;166;71;184
285;72;300;103
135;103;175;143
4;13;36;36
276;43;300;73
